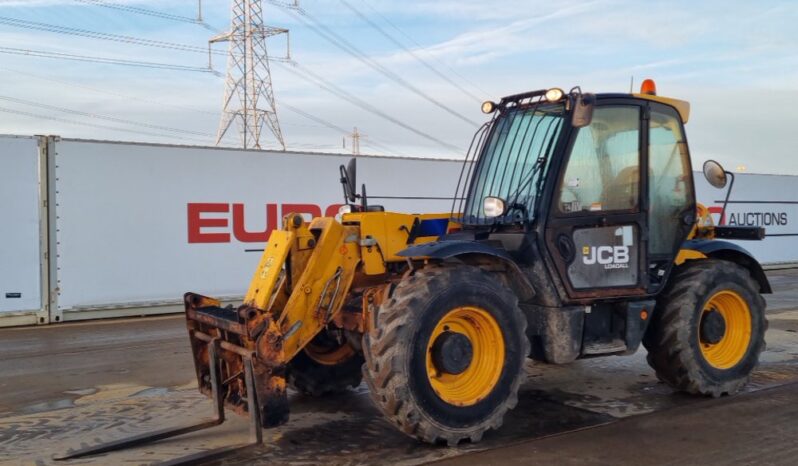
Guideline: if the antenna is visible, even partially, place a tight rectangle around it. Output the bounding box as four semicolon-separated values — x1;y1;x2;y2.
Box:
629;75;634;93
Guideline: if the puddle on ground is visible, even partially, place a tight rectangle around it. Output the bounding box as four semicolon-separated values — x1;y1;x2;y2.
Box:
132;387;171;398
20;398;75;415
64;388;97;396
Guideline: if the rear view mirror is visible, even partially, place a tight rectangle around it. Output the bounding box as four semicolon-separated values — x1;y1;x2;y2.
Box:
340;158;358;203
571;93;595;128
346;158;357;202
703;160;727;189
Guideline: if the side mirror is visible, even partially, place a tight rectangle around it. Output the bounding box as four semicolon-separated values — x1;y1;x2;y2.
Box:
571;93;595;128
346;158;357;202
703;160;728;189
339;158;358;203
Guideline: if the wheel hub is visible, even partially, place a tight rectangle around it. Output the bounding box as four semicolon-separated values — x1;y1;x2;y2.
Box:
700;309;727;345
431;331;473;375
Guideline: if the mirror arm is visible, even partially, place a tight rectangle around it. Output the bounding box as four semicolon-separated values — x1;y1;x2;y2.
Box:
719;170;735;224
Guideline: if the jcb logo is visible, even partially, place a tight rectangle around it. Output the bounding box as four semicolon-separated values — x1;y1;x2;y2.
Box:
583;245;630;269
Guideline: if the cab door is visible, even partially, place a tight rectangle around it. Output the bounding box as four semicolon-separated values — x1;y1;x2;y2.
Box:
645;102;696;292
544;103;649;300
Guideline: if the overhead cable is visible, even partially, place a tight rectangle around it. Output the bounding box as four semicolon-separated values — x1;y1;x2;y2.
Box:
72;0;209;27
0;16;232;57
0;106;211;143
360;0;492;98
0;46;217;73
278;60;464;155
268;1;479;127
0;94;212;137
0;66;218;116
340;0;483;103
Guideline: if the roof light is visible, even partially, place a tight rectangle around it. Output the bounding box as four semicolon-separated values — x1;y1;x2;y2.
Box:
545;88;564;102
640;79;657;95
481;101;497;114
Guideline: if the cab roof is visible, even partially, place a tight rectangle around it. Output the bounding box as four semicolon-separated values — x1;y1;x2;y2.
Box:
495;88;691;124
597;93;691;124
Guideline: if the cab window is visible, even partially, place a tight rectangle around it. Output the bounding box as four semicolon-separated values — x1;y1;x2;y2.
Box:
648;105;692;255
557;106;641;214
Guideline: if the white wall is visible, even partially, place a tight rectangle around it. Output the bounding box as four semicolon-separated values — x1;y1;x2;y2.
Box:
53;140;462;311
694;172;798;264
0;136;42;314
2;135;796;324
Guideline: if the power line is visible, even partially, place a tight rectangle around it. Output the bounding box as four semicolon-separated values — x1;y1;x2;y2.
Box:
0;94;212;138
281;103;349;134
278;60;464;154
360;0;492;98
282;103;406;156
1;66;337;129
0;6;460;154
0;42;421;153
0;15;218;55
73;0;206;26
269;1;479;127
0;106;210;143
340;0;483;104
0;16;292;70
0;46;217;73
0;66;218;116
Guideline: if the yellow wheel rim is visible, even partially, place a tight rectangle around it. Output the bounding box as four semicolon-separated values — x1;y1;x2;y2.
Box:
699;290;752;369
426;306;505;407
304;340;356;366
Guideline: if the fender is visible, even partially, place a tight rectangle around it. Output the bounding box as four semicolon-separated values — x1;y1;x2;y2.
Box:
398;240;536;300
682;239;772;293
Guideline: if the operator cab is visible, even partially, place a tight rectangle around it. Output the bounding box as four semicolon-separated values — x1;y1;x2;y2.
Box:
448;81;696;304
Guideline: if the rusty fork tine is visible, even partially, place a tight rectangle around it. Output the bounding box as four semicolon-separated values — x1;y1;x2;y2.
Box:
150;358;264;466
53;341;231;462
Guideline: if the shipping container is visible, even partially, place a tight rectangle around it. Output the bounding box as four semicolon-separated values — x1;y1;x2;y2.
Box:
0;135;795;327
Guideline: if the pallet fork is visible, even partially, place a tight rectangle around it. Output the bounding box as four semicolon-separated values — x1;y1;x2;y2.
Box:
54;338;265;466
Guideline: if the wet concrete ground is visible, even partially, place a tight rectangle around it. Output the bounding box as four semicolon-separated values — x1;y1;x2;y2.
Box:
0;269;796;465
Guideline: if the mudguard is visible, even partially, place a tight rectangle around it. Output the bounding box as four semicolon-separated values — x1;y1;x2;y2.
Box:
397;239;515;261
682;239;772;293
398;240;536;300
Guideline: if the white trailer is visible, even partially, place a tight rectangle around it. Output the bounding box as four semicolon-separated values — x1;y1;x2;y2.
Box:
0;135;48;325
0;135;796;327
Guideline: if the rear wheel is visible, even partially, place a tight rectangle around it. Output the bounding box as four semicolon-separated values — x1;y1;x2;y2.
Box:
288;332;363;397
363;265;528;445
643;259;766;397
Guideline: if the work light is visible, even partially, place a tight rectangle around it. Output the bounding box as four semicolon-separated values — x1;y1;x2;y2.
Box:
483;196;506;217
545;88;564;102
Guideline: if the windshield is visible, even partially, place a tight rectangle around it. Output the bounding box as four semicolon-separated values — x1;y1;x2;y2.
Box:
459;103;565;225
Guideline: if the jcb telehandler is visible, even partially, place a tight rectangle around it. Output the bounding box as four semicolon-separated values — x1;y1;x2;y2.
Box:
57;80;769;463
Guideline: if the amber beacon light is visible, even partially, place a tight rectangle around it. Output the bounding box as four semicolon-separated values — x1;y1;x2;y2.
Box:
640;78;657;95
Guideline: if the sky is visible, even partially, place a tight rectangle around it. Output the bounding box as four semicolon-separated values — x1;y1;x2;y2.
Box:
0;0;796;174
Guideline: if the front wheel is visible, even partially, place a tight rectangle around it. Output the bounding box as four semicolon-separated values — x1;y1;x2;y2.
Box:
643;259;767;397
287;332;363;397
362;265;529;446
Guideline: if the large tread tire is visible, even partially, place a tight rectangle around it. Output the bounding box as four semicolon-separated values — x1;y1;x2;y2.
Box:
643;259;767;397
287;341;364;397
362;265;529;446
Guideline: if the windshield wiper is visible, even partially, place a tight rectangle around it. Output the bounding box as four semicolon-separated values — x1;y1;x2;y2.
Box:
501;157;546;222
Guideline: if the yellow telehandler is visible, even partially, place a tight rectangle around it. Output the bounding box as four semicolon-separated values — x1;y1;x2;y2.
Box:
57;80;770;464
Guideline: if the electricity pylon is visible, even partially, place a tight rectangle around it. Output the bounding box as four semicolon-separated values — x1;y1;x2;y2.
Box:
211;0;288;150
343;127;365;155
